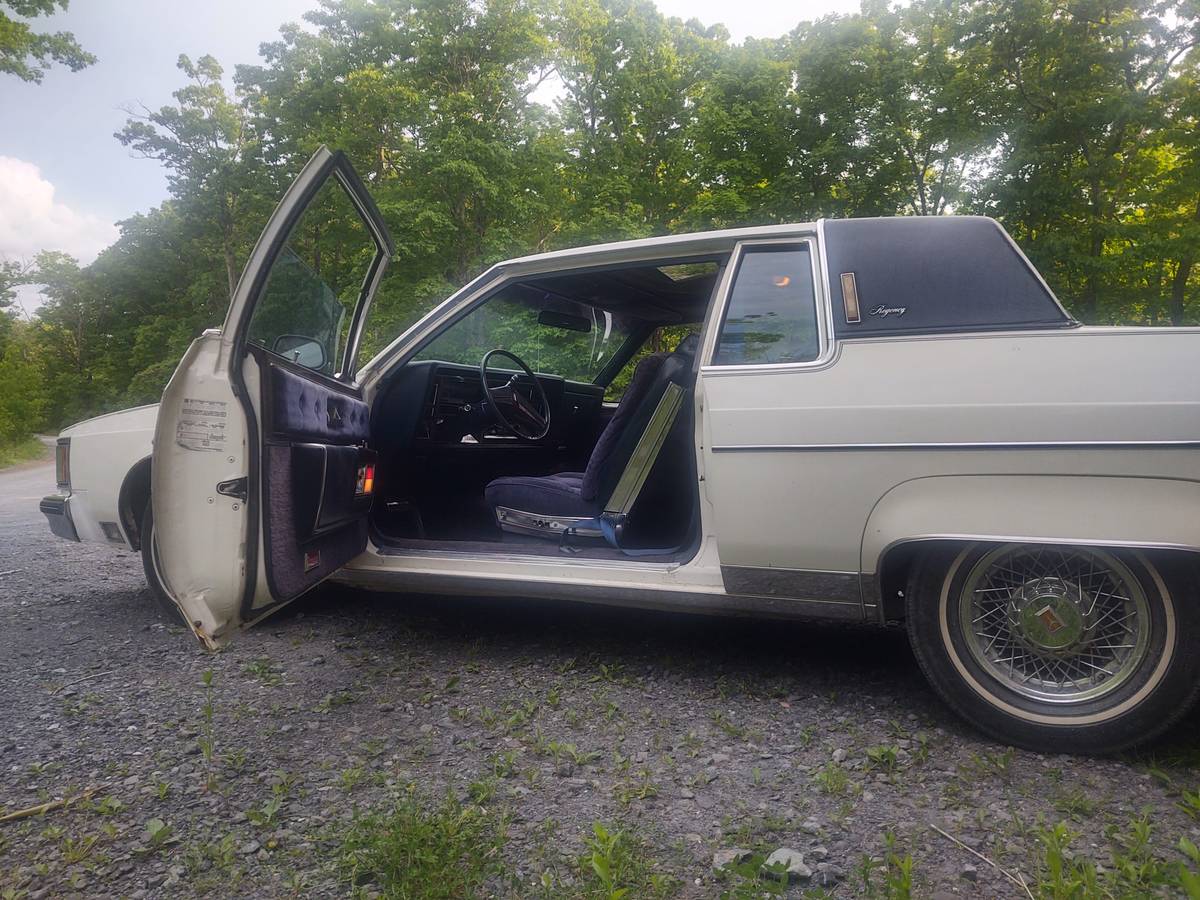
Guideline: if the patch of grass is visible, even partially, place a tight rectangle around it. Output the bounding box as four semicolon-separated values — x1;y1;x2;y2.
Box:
1052;787;1099;820
865;745;901;775
814;763;850;796
242;657;283;686
1180;787;1200;821
1033;816;1200;899
337;789;507;899
715;851;790;897
614;771;660;806
182;833;240;892
709;710;747;740
575;821;677;899
197;670;218;791
859;832;914;899
488;749;520;779
962;748;1014;781
315;690;357;713
0;436;46;469
91;795;124;816
141;818;177;853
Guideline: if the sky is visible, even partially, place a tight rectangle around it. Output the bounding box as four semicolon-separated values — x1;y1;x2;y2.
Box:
0;0;862;309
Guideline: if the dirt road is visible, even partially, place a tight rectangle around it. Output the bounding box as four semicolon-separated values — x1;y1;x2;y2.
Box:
2;460;1198;897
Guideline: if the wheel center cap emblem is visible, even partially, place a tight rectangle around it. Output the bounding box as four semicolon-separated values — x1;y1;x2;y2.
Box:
1036;605;1065;633
1015;589;1085;651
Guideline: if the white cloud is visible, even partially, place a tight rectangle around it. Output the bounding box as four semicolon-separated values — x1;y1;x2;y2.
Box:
0;156;118;266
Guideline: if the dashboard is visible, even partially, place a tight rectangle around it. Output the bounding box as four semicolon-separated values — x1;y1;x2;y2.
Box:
374;360;606;452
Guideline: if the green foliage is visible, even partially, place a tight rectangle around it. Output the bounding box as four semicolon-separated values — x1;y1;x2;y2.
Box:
1033;817;1200;898
337;789;507;898
576;821;677;899
0;0;94;83
8;0;1200;435
860;832;915;899
0;322;45;441
141;818;177;851
0;435;45;469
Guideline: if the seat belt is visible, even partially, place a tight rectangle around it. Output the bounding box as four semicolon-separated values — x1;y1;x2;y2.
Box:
560;382;686;556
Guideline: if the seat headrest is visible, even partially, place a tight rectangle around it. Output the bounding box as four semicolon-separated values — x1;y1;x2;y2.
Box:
673;332;701;358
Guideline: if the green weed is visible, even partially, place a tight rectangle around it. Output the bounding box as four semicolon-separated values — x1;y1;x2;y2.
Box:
337;789;507;898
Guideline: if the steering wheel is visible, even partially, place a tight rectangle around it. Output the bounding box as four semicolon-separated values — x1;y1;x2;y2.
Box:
480;349;551;441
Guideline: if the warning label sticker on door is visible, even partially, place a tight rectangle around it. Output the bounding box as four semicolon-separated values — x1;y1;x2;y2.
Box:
176;398;228;452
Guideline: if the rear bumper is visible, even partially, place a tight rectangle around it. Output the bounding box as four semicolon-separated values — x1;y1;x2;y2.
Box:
41;495;80;542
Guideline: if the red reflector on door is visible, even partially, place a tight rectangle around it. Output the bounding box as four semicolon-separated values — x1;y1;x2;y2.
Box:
356;463;375;495
304;550;321;572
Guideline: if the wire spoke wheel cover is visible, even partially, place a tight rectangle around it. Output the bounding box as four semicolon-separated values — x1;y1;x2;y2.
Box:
958;545;1150;704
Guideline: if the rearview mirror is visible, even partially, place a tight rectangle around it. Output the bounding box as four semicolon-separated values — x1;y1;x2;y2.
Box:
273;334;328;370
537;309;592;333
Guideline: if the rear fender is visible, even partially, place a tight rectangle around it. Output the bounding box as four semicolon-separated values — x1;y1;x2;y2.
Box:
862;475;1200;577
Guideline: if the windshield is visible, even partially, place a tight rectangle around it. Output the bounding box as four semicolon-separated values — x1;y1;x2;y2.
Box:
414;283;638;383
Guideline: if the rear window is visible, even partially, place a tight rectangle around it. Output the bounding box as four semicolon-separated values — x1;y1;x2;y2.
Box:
711;246;819;366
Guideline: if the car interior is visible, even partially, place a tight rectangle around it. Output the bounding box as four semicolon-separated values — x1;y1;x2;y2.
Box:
365;257;725;562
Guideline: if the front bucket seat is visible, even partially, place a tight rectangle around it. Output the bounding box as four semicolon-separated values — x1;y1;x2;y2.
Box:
484;334;699;539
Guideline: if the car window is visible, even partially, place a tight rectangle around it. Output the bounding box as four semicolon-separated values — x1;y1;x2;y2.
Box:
246;176;376;376
413;283;636;383
711;245;819;366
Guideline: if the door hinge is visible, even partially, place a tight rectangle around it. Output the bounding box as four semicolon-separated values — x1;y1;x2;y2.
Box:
216;477;248;502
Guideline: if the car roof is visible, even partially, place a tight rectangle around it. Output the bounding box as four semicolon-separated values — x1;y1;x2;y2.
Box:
496;222;819;273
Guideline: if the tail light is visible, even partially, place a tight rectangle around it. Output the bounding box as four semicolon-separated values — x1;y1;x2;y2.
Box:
55;438;71;489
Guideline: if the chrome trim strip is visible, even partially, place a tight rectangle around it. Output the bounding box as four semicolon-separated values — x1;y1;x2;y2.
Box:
368;543;674;568
993;219;1078;325
712;440;1200;453
335;566;864;623
874;533;1200;562
494;506;602;538
721;565;863;606
605;382;685;515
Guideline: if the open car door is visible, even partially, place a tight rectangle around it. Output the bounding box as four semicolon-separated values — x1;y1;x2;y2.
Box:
151;147;393;647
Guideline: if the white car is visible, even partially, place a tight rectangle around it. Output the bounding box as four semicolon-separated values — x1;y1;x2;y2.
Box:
42;147;1200;753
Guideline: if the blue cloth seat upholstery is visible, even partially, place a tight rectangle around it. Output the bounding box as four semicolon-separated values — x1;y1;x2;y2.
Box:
484;334;699;537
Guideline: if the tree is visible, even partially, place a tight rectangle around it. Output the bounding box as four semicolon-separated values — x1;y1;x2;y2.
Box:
239;0;563;355
0;320;44;440
551;0;727;240
972;0;1199;322
8;0;1199;433
0;0;93;81
117;54;265;302
30;250;115;426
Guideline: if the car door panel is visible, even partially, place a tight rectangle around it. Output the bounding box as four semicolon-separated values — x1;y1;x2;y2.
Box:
254;348;374;607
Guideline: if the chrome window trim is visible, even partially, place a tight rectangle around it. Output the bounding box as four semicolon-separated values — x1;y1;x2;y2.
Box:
699;232;837;373
360;247;738;390
993;221;1078;326
711;440;1200;453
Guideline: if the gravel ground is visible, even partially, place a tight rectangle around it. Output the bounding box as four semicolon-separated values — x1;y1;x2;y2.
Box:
3;459;1200;898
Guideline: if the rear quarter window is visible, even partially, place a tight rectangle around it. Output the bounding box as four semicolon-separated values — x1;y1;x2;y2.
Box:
711;245;819;366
